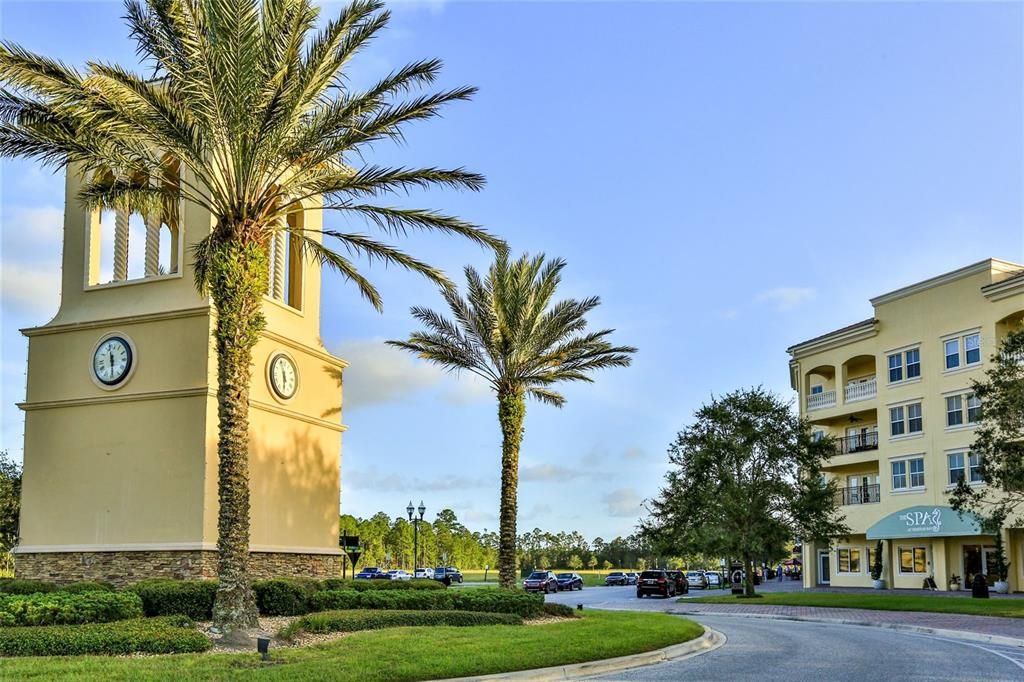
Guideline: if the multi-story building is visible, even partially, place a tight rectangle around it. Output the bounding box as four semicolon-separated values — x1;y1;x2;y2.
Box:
787;258;1023;592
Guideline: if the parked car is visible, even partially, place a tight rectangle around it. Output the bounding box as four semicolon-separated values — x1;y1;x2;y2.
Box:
686;571;708;589
604;571;629;586
665;569;689;594
523;570;559;593
433;567;464;585
556;572;583;591
703;571;723;588
355;567;384;580
387;570;411;581
414;567;433;579
624;572;639;585
636;569;676;598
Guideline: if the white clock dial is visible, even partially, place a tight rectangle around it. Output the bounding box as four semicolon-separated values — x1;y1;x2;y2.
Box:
270;354;298;400
92;336;133;386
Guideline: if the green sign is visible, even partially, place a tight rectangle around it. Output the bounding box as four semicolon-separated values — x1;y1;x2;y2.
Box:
866;506;984;540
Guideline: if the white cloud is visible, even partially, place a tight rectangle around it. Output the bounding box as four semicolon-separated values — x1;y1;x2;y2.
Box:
602;487;643;518
520;463;580;482
0;206;65;316
345;467;493;493
755;286;816;312
623;447;644;460
0;261;60;315
333;339;490;409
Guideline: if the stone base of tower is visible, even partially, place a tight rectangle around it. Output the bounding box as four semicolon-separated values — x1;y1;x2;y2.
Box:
14;550;342;587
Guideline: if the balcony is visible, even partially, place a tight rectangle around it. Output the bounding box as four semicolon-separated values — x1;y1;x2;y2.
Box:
839;431;879;455
844;376;877;403
835;484;880;506
807;390;836;411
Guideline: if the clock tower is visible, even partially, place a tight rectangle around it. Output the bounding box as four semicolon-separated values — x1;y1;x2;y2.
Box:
15;161;346;584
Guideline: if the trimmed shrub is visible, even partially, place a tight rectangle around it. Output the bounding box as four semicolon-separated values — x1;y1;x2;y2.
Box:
0;616;210;656
281;609;521;640
128;579;217;620
542;602;579;619
0;579;56;595
309;588;544;618
253;578;320;616
61;581;115;593
0;591;143;626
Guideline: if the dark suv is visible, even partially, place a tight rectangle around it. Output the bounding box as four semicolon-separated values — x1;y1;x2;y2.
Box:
523;570;559;593
665;569;689;595
636;569;676;598
432;567;463;585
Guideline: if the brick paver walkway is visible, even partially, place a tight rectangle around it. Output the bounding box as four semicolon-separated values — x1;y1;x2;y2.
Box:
671;602;1024;642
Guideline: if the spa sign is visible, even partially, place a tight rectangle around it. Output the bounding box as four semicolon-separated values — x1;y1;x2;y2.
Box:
898;508;943;534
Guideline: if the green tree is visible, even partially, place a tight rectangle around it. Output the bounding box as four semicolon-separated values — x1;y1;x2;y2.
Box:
0;0;499;632
601;560;613;571
0;451;22;553
567;554;583;570
642;387;848;596
950;328;1024;528
587;555;598;570
388;252;635;588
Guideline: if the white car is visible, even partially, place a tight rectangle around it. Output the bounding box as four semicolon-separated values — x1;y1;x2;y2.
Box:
387;570;412;580
414;568;433;579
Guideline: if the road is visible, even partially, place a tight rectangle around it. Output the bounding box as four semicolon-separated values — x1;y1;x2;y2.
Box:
546;586;1024;681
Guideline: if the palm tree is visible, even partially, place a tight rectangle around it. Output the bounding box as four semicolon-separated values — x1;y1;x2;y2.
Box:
0;0;500;632
388;252;636;588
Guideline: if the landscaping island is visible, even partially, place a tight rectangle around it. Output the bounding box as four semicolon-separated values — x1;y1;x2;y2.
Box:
0;578;703;680
688;592;1024;618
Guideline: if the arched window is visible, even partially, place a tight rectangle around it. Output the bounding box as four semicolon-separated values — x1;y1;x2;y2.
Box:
267;205;303;311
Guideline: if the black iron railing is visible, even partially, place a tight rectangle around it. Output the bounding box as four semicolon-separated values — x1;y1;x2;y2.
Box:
835;484;880;506
840;431;879;454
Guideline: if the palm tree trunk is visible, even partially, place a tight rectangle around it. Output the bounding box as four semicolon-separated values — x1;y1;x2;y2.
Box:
497;386;526;589
209;239;267;632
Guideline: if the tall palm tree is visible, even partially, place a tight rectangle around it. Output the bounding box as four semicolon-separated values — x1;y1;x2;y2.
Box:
0;0;500;632
388;252;636;588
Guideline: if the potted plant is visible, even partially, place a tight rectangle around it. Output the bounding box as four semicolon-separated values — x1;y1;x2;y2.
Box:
870;540;885;589
948;574;961;592
993;532;1011;594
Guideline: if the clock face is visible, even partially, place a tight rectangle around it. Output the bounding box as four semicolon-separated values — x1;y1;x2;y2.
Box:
269;353;298;400
93;336;133;386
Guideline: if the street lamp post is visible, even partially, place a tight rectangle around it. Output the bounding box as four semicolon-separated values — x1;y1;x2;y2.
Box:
407;500;426;573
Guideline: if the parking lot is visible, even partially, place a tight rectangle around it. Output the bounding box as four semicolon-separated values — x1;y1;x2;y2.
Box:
544;574;805;611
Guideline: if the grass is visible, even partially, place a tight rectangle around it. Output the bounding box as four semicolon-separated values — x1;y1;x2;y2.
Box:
0;610;703;681
688;592;1024;618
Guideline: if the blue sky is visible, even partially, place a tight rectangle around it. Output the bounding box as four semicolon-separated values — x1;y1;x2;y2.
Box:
1;1;1022;541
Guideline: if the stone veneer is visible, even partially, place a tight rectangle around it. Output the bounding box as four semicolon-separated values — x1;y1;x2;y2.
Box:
14;551;342;587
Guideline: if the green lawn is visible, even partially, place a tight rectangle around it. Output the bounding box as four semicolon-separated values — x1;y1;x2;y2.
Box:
0;610;703;681
688;592;1024;618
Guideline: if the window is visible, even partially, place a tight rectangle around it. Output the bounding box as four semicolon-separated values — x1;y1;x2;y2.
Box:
965;334;981;365
867;546;879;572
945;339;960;369
810;385;823;395
892;457;924;490
812;429;826;442
888;354;903;383
967;395;982;423
909;458;925;487
837;548;861;574
907;403;922;433
906;348;921;379
890;406;905;437
899;547;927;574
948;452;965;485
969;452;982;483
891;460;907;490
946;395;964;427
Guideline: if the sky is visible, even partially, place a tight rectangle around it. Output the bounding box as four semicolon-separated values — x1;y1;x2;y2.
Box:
1;1;1022;543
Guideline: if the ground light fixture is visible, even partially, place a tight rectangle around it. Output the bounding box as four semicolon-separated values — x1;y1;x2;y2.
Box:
577;604;583;611
257;636;271;661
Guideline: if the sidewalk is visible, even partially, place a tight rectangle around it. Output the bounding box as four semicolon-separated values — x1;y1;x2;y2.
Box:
671;602;1024;643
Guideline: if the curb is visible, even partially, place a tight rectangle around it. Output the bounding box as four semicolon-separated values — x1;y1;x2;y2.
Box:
672;609;1024;648
435;626;725;681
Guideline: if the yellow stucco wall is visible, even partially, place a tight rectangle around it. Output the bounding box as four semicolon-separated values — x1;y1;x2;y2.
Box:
17;166;344;559
789;259;1024;591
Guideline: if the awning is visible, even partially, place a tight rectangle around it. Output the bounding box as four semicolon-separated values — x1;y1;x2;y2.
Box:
866;506;986;540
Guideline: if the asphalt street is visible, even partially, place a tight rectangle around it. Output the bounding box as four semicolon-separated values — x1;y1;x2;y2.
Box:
545;586;1024;681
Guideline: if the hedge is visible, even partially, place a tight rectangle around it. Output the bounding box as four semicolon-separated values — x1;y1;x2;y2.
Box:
0;579;57;595
0;616;210;656
280;609;521;640
61;581;115;593
309;589;544;618
542;602;579;618
320;578;446;592
0;591;143;626
253;578;321;616
127;580;217;620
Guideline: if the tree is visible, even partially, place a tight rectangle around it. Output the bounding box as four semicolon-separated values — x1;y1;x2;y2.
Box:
642;387;848;596
388;252;635;588
601;560;613;571
586;555;598;570
950;328;1024;528
0;0;499;632
0;451;21;553
567;554;583;570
